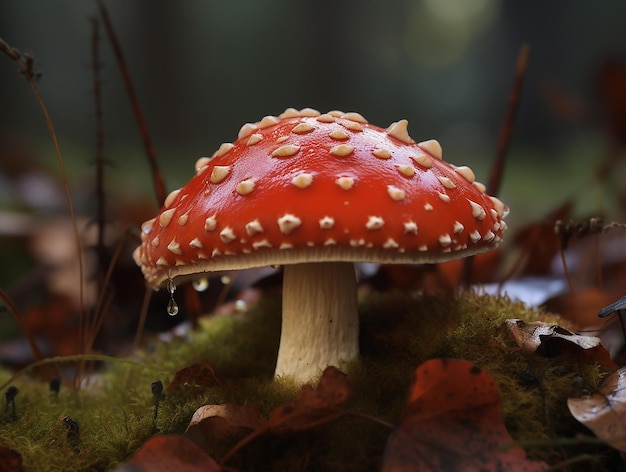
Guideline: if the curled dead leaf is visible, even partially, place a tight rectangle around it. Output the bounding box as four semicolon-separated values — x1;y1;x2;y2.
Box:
505;319;616;368
382;358;547;472
188;404;264;431
267;366;353;433
185;403;265;451
568;367;626;452
166;361;220;392
218;366;353;467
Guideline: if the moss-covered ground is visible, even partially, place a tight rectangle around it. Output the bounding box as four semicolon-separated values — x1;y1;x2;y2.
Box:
0;291;617;471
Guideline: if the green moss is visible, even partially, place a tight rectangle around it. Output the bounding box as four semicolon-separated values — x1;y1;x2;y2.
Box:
0;291;616;471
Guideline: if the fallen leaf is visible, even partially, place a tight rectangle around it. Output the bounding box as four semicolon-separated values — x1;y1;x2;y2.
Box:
568;367;626;452
0;447;23;472
185;403;265;451
267;366;352;432
166;362;219;392
505;319;616;368
188;403;264;431
382;358;547;472
217;367;353;467
115;435;220;472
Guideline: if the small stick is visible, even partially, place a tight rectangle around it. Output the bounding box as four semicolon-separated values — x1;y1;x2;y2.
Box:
463;44;529;287
487;43;530;196
0;289;45;362
96;0;166;206
90;16;107;276
96;3;205;320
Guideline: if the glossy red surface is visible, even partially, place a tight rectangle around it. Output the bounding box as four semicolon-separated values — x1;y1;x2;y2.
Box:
133;110;507;286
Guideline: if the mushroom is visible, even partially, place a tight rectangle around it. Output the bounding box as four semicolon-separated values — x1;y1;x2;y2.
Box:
133;108;508;383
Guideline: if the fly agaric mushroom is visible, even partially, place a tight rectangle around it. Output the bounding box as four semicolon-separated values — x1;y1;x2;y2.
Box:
133;108;508;383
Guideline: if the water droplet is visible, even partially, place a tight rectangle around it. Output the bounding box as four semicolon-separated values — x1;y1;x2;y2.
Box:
192;277;209;292
166;276;179;315
166;278;176;295
220;275;231;285
235;299;248;312
167;298;179;316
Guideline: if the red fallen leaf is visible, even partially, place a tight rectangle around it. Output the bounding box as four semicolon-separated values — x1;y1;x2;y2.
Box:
568;367;626;452
166;362;220;392
381;358;547;472
116;435;220;472
0;447;23;472
185;403;265;451
266;365;352;432
218;366;353;466
505;319;616;368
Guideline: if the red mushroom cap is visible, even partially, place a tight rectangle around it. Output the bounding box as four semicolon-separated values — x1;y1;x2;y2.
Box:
133;108;508;287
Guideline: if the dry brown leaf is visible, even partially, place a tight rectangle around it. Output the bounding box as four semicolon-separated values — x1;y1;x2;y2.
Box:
166;362;220;392
267;365;352;433
568;367;626;452
188;404;264;431
505;319;616;368
382;358;547;472
217;366;353;466
184;403;265;451
0;447;23;472
116;435;220;472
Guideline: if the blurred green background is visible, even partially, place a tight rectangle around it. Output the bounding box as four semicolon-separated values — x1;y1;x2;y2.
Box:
1;0;626;288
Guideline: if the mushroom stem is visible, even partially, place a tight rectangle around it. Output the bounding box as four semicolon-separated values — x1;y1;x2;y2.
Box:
275;261;359;382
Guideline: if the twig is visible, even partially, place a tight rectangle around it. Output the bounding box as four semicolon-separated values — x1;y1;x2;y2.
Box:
462;44;530;287
85;229;134;353
124;286;153;388
0;289;45;362
487;43;530;196
96;0;167;206
97;2;203;322
91;17;107;276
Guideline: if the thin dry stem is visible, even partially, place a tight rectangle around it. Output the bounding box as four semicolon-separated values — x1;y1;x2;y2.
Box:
0;36;87;360
0;289;45;362
487;43;530;196
86;229;133;353
91;16;107;276
96;0;167;206
462;44;529;287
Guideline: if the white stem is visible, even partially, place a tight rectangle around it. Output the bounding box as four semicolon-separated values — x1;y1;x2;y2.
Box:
274;261;359;382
